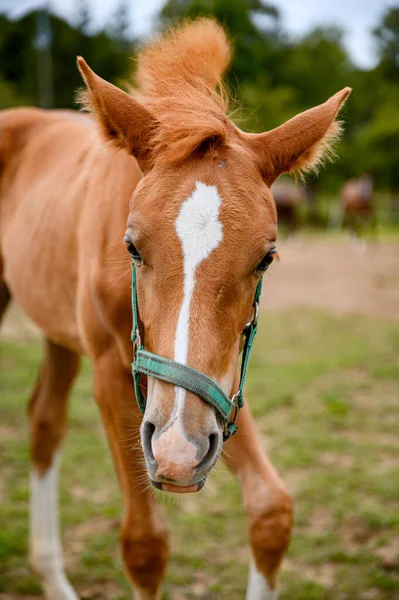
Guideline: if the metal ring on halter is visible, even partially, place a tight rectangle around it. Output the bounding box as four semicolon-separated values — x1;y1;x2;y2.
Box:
252;301;259;327
244;301;260;331
223;391;240;438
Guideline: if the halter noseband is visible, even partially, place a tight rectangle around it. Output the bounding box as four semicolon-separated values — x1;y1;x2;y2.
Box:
130;263;263;440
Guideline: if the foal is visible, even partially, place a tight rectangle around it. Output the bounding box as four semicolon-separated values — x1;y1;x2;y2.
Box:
0;19;350;600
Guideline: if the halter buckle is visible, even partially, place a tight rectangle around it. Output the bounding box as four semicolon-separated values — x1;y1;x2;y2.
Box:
223;391;241;439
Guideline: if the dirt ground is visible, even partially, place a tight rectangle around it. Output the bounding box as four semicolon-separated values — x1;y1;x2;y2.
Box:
1;238;398;341
264;237;399;320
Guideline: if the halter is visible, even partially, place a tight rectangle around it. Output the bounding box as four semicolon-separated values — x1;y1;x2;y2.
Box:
130;263;263;440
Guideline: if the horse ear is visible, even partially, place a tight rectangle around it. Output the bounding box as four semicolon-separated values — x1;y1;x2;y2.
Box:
244;88;351;186
77;57;158;171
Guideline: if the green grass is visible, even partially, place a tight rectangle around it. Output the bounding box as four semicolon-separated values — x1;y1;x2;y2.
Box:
1;309;399;599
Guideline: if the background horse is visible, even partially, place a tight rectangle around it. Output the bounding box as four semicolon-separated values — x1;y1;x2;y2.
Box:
0;19;350;600
271;181;309;235
339;174;376;237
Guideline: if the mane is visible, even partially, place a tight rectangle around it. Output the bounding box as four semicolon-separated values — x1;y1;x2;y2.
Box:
134;19;232;163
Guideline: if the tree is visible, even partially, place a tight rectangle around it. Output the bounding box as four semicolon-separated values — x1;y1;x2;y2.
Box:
279;27;354;109
109;0;133;50
0;11;132;110
75;0;92;34
373;6;399;77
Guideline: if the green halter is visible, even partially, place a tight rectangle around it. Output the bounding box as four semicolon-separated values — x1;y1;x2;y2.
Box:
131;263;262;440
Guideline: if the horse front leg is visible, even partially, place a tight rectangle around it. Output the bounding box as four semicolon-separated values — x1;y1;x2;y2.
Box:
222;401;292;599
93;345;169;600
28;339;80;600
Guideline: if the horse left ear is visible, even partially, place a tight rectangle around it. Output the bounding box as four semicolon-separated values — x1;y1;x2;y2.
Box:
243;87;351;186
77;57;158;172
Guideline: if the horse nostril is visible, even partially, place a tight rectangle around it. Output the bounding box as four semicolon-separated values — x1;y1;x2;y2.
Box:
197;432;221;473
208;433;219;457
141;420;156;463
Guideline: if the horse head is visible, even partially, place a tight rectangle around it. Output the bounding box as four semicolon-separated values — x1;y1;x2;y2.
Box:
78;20;350;492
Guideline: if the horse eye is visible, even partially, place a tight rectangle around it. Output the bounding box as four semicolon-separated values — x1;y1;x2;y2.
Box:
256;249;277;273
124;235;142;263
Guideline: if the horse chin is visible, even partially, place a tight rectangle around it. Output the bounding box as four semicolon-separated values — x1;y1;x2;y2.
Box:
150;479;206;494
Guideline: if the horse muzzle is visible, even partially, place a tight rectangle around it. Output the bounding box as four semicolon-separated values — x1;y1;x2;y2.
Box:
141;409;222;492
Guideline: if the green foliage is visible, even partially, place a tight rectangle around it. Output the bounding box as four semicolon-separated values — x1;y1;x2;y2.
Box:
374;6;399;78
0;10;133;110
0;76;32;108
0;3;398;191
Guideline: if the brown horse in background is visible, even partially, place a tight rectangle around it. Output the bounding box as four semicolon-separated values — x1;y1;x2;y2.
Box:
340;174;375;236
0;19;350;599
271;181;309;235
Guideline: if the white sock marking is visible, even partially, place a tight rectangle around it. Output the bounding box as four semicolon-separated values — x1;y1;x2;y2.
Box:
173;181;223;417
30;455;78;600
246;561;277;600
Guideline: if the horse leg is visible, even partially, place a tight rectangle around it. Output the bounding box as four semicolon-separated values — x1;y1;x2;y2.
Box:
222;401;292;599
93;346;169;600
28;339;80;600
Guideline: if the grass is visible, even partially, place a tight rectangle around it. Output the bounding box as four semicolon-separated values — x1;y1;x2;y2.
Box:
1;309;399;599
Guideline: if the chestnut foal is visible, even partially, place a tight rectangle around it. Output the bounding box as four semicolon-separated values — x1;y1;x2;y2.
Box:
0;19;350;600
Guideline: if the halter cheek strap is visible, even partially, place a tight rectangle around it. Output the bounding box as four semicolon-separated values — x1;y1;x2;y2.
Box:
130;263;262;440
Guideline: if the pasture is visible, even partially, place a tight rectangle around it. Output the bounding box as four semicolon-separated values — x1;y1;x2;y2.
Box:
1;238;399;600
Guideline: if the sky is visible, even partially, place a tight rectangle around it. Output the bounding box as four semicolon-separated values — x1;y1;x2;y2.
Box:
1;0;393;69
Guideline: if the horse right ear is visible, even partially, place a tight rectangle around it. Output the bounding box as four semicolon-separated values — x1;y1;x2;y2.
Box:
77;57;158;172
243;88;351;186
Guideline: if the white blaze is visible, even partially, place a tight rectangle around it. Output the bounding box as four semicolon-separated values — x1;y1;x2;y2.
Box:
173;181;223;415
